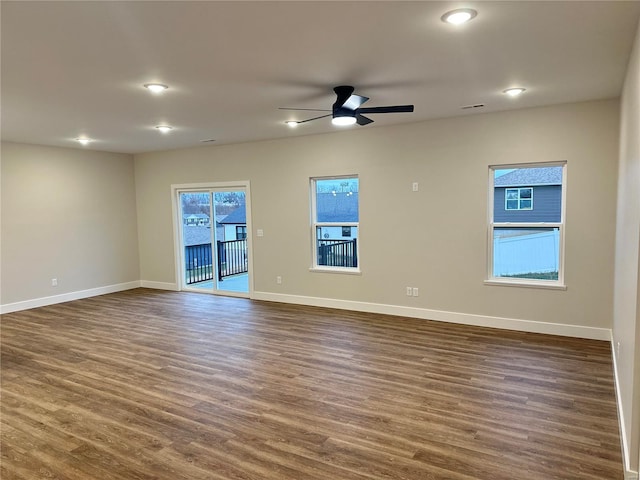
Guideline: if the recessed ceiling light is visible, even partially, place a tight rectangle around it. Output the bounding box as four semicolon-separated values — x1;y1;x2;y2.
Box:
441;8;477;25
76;137;93;145
503;87;526;97
155;125;173;133
144;83;169;94
285;121;299;127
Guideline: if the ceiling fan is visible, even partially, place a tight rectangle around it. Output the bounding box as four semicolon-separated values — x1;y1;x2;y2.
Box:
280;85;414;127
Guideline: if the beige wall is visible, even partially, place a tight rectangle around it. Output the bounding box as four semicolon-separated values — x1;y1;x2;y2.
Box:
135;99;619;331
0;143;139;306
613;20;640;473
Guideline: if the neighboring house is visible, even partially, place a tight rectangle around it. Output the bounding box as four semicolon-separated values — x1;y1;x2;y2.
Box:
182;225;212;247
217;205;247;241
317;225;356;240
183;213;210;226
316;192;359;241
493;167;562;222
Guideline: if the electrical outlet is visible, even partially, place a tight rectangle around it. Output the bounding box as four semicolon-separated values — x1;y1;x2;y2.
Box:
412;287;419;297
412;182;419;192
276;276;282;284
257;229;264;237
406;286;412;296
51;278;58;287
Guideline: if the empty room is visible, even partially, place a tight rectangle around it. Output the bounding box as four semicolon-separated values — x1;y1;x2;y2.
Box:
2;2;640;479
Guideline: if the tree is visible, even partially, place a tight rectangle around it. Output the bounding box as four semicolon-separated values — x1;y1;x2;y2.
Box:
214;191;245;206
181;193;211;215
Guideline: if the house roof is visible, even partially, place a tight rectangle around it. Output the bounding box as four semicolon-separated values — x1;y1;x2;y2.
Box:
182;226;212;247
218;205;246;225
316;193;359;223
2;2;639;153
494;167;563;187
183;214;209;220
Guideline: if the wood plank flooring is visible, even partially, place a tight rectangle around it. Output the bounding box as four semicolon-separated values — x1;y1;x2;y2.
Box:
1;288;623;479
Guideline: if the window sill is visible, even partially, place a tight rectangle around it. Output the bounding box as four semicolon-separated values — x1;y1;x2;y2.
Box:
309;267;362;276
484;279;567;290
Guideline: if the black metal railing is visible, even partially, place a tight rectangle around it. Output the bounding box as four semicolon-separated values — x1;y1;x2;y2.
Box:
317;239;357;268
185;239;248;285
217;239;248;280
185;243;213;285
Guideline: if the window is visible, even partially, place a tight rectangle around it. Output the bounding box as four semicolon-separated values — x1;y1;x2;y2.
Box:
311;176;359;270
235;226;247;240
505;187;533;210
488;163;565;287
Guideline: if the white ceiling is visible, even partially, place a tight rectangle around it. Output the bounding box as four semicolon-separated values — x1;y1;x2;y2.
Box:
2;1;639;154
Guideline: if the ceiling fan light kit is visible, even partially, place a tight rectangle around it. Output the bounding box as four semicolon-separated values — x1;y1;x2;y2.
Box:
332;108;357;126
331;116;357;126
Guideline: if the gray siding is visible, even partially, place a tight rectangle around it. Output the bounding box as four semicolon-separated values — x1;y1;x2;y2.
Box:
494;185;561;222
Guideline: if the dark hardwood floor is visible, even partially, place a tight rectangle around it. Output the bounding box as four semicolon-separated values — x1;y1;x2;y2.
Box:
1;288;623;479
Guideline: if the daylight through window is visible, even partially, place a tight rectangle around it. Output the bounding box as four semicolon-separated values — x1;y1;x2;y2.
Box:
311;176;359;270
489;164;565;286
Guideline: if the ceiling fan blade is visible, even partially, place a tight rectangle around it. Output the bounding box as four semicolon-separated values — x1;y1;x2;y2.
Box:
358;105;414;114
356;114;374;126
294;113;333;124
278;107;331;112
333;85;355;109
343;94;369;111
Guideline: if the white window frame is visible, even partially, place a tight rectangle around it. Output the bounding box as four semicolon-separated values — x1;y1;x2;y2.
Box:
310;175;361;274
505;187;534;210
236;225;247;240
486;162;567;290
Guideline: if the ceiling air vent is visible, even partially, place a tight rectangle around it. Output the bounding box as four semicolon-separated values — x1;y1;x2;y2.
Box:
461;103;485;110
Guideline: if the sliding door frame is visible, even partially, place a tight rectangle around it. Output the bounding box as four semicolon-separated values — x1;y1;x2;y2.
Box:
171;181;253;298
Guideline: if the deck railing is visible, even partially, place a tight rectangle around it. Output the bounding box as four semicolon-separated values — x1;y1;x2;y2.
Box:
185;243;214;285
317;239;357;268
185;239;248;285
217;239;248;280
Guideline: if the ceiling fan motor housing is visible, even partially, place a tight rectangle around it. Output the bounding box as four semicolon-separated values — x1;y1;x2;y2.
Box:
333;106;356;119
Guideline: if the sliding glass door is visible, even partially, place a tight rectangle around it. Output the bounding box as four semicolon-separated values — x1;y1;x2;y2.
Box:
177;186;249;296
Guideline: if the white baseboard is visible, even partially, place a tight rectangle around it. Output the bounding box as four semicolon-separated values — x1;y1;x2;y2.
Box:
611;335;639;480
2;283;612;341
0;281;141;314
252;291;611;341
139;280;178;291
2;281;610;341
